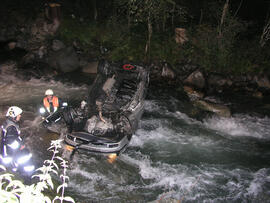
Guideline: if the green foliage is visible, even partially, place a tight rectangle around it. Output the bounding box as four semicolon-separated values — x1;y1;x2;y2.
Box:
0;140;74;203
56;0;270;74
184;15;249;73
58;18;98;49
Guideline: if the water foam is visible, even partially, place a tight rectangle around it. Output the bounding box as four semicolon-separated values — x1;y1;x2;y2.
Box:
203;114;270;139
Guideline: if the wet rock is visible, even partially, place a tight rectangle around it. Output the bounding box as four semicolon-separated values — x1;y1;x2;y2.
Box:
81;61;98;74
51;39;65;51
184;70;205;89
0;61;17;75
208;74;232;89
161;63;175;79
183;85;204;100
7;41;17;50
47;46;79;73
16;62;56;80
176;63;198;80
252;91;263;98
193;99;231;117
253;75;270;89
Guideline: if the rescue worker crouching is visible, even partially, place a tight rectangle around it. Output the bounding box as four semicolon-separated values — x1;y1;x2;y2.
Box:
40;89;68;127
43;89;61;114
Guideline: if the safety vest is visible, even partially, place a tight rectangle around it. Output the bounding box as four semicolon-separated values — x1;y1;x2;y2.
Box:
1;118;21;138
43;96;59;113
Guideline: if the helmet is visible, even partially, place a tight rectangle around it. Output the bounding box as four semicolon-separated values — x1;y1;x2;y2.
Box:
45;89;54;96
6;106;23;118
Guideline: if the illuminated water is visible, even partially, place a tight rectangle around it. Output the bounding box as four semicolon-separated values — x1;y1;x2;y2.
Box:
0;64;270;203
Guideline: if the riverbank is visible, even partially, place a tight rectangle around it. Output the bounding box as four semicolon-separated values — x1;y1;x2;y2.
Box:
1;1;270;119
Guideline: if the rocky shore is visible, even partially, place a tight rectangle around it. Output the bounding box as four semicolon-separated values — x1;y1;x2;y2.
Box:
1;11;270;119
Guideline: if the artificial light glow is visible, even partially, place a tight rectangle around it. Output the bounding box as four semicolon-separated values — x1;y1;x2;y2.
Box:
2;156;12;164
39;107;46;114
23;165;35;172
62;102;68;107
65;145;74;151
107;153;117;164
8;140;20;149
17;153;32;164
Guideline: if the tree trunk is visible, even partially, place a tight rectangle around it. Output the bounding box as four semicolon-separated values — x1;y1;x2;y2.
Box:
92;0;97;21
171;3;175;29
144;12;153;63
127;1;131;31
219;0;229;37
199;9;203;25
260;18;270;47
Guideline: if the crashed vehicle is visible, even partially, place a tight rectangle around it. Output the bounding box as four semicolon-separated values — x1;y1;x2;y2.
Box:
64;60;149;154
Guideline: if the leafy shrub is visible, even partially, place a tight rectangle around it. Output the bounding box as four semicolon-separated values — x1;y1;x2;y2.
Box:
0;140;74;203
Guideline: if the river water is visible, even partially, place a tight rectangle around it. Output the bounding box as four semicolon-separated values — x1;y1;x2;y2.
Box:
0;63;270;203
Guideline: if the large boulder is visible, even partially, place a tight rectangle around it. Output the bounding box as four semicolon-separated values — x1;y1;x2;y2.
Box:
161;63;175;79
183;86;204;100
193;99;231;117
47;46;79;73
51;39;65;51
253;75;270;89
81;61;98;74
175;28;188;45
207;73;232;93
184;70;205;89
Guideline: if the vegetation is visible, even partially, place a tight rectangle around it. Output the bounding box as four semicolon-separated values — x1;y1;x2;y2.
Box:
55;0;270;75
0;140;74;203
2;0;269;75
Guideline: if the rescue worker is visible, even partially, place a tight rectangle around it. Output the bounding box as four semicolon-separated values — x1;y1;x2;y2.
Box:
1;106;23;138
1;106;24;156
1;107;35;173
43;89;62;114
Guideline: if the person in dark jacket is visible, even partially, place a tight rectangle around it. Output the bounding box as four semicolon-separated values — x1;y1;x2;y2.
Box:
1;106;24;160
1;106;23;138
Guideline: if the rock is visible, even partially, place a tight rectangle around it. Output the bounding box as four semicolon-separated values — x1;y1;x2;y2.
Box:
207;73;233;93
161;63;175;79
184;70;205;89
193;99;231;117
183;86;204;100
7;42;17;50
252;91;263;98
175;28;188;45
176;63;198;80
253;75;270;89
208;74;232;87
51;39;65;51
81;61;98;74
47;46;79;73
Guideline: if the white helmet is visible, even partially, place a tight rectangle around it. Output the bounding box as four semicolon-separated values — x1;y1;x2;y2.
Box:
45;89;54;96
6;106;23;118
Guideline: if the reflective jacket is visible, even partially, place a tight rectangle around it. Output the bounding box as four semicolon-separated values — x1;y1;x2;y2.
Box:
43;96;59;113
1;118;21;138
1;118;22;156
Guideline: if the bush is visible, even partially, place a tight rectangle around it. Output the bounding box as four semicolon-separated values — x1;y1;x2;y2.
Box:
0;140;74;203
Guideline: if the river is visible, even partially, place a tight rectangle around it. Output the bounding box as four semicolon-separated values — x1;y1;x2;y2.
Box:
0;63;270;203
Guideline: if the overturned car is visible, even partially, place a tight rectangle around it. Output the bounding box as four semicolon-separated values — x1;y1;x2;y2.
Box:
64;60;149;154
